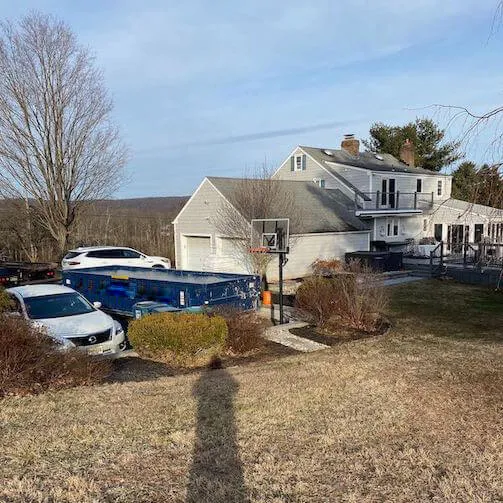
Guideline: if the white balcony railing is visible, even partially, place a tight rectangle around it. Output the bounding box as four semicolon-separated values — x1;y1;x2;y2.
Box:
354;191;434;212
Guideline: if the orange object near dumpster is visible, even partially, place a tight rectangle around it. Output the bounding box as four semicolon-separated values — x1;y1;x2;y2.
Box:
262;290;272;305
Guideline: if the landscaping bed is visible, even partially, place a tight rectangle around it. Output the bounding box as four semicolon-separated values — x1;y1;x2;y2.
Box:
290;318;391;346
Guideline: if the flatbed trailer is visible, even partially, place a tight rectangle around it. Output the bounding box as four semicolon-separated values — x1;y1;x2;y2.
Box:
62;266;260;318
0;261;57;287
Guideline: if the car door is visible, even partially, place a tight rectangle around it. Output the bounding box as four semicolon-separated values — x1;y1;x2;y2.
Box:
85;249;114;267
120;249;144;267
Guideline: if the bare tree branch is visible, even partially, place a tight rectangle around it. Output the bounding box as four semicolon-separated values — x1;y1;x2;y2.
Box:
0;13;128;255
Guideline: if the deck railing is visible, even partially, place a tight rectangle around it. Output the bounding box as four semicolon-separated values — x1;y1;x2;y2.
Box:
354;191;434;211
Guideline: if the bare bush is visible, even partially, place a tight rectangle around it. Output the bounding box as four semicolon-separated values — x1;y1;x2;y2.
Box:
211;306;266;354
0;314;110;397
295;276;341;327
296;262;389;332
311;258;344;276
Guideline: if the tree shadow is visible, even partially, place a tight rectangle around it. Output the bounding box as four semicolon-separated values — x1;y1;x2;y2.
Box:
187;368;248;503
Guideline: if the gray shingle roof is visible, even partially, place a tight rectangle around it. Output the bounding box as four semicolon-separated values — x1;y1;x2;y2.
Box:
207;177;368;234
300;145;451;176
438;198;503;217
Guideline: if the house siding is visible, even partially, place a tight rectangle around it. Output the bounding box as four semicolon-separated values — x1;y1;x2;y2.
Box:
265;231;370;281
371;172;451;204
174;179;245;271
272;147;355;199
327;163;371;193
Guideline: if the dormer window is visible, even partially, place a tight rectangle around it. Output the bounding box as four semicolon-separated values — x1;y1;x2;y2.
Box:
291;153;306;171
313;179;326;188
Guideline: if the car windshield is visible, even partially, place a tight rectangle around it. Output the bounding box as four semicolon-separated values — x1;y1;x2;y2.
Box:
63;251;82;259
24;293;95;320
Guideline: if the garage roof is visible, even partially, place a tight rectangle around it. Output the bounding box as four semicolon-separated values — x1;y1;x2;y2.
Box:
207;177;368;234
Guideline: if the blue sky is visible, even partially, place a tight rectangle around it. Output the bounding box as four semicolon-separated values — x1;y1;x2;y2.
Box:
2;1;503;197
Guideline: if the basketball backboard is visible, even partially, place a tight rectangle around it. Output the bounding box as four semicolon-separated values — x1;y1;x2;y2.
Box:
250;218;290;254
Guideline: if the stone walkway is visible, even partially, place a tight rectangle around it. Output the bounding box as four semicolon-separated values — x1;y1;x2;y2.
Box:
263;322;329;352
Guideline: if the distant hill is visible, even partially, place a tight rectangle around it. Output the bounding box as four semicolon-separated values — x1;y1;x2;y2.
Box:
92;196;189;216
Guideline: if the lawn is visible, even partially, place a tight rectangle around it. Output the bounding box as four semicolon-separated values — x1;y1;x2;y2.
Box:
1;280;502;502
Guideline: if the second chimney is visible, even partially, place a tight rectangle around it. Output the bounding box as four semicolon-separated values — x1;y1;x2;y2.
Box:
399;138;415;167
341;134;359;157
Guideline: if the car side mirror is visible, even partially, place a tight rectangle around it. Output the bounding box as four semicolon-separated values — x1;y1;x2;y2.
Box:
93;301;102;309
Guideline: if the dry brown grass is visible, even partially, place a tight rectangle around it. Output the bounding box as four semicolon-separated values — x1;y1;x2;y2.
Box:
0;281;502;502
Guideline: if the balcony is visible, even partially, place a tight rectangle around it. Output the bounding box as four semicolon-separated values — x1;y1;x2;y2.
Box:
354;191;434;216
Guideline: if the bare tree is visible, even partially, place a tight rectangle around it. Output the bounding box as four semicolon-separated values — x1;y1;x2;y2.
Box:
214;166;301;281
0;13;127;256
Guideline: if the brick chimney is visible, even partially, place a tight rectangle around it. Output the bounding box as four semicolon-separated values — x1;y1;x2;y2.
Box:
341;134;359;157
399;138;415;167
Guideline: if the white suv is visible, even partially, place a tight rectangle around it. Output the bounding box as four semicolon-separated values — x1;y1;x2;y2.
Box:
62;246;171;270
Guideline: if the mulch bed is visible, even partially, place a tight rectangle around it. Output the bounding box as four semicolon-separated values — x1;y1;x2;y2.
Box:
290;319;391;347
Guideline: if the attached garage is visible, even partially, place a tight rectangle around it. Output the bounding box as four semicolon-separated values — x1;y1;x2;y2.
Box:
184;236;211;271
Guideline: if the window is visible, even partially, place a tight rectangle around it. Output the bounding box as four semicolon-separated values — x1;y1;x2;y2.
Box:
423;219;428;232
416;179;422;193
314;179;326;188
24;293;94;320
86;249;122;259
434;224;443;242
386;218;399;237
121;249;141;259
474;224;483;243
437;180;443;196
292;154;306;171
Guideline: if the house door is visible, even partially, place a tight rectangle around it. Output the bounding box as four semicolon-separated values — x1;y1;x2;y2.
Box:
448;225;464;253
381;178;396;208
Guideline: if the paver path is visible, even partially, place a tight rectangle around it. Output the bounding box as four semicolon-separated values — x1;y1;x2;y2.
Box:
263;322;329;352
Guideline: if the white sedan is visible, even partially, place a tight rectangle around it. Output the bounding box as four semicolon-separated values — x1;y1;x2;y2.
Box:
6;284;126;357
61;246;171;270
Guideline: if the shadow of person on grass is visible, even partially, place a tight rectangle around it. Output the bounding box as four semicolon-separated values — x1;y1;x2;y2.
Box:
186;367;248;503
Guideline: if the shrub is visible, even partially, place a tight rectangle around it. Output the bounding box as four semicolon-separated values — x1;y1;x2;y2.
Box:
128;312;228;364
295;265;388;332
0;314;110;397
311;258;344;276
295;276;341;327
0;287;13;313
212;306;266;354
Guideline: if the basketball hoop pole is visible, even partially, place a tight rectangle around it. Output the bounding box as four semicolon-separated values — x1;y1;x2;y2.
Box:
279;251;285;324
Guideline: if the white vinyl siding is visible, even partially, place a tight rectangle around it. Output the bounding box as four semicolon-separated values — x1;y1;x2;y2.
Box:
265;231;370;281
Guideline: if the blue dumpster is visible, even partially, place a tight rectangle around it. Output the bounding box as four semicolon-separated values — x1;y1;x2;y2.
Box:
62;266;261;317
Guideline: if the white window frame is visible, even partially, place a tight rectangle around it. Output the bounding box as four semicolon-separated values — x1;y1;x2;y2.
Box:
294;154;303;171
386;217;400;237
437;180;443;196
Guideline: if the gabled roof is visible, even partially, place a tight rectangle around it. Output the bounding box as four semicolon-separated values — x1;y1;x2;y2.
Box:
206;177;368;234
438;198;503;218
300;145;451;176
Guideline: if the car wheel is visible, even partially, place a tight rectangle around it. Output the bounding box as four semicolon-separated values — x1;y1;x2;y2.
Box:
152;264;165;269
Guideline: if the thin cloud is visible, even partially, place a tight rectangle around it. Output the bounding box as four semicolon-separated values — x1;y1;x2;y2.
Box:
176;120;355;148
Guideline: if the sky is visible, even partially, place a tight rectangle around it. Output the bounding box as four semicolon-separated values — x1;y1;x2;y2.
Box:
2;0;503;197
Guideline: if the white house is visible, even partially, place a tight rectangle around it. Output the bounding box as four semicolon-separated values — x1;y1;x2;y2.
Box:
174;135;503;279
173;176;370;280
272;136;503;252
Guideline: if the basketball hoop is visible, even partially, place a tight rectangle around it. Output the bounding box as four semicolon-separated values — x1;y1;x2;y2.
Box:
249;246;270;254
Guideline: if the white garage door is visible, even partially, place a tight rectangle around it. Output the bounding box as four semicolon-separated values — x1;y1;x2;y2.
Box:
185;236;211;270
